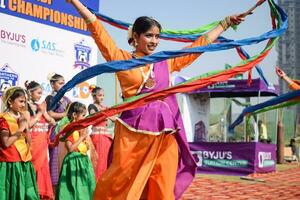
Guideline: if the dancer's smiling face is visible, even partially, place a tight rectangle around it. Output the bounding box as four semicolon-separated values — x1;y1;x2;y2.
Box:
134;26;160;56
131;16;162;56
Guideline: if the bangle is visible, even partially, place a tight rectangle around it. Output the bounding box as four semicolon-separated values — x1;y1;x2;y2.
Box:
85;15;96;24
203;34;212;45
219;19;229;31
219;16;233;31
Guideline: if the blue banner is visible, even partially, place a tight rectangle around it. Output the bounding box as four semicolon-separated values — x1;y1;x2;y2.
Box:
0;0;99;35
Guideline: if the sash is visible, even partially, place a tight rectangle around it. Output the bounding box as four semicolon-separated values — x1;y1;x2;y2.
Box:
1;113;31;162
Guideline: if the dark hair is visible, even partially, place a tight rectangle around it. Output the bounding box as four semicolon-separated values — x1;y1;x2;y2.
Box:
25;80;41;91
128;16;162;44
6;89;26;108
66;102;86;122
49;73;64;84
89;85;103;97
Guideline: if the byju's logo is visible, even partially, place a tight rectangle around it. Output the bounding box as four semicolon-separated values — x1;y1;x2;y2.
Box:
31;39;40;52
0;29;26;48
74;39;92;70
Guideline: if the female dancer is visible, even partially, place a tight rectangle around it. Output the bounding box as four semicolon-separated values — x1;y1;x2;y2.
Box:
56;102;95;200
0;87;39;199
45;73;71;191
88;85;113;180
24;80;56;199
67;0;245;199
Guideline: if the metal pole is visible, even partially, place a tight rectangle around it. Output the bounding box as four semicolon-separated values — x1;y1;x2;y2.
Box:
115;74;118;104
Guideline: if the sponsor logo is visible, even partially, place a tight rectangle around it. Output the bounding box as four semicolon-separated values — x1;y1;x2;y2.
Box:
192;150;248;168
41;81;91;99
72;82;91;99
0;29;26;48
31;39;40;52
258;152;275;168
74;39;92;70
0;63;19;96
30;38;64;57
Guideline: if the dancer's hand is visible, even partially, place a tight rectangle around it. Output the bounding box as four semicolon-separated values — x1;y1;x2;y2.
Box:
24;132;32;145
18;116;28;132
276;67;286;78
229;14;245;25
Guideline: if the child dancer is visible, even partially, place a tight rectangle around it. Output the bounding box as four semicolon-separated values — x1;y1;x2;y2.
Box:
24;80;55;199
45;73;71;191
0;86;39;199
56;102;96;200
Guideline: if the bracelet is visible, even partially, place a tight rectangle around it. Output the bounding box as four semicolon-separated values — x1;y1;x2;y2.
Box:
219;16;233;31
203;34;212;44
85;15;97;24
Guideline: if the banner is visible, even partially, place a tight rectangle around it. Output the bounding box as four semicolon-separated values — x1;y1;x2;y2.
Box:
0;1;100;105
0;0;99;35
190;142;276;175
181;93;210;142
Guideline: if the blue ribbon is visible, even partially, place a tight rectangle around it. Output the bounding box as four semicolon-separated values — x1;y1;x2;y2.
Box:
50;0;287;109
229;90;300;131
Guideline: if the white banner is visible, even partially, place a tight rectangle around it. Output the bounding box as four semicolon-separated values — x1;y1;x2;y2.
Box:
181;93;210;142
0;13;98;105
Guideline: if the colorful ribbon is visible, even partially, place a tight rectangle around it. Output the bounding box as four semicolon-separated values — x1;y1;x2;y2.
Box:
52;0;286;139
90;1;269;84
229;90;300;131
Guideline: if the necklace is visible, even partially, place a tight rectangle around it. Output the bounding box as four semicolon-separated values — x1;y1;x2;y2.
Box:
132;52;156;92
8;111;21;119
141;64;156;89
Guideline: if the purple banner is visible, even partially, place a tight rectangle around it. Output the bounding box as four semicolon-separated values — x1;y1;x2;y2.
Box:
189;142;276;175
174;77;279;98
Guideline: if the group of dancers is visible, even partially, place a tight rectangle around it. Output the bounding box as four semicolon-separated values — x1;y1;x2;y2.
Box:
0;73;112;199
3;0;292;199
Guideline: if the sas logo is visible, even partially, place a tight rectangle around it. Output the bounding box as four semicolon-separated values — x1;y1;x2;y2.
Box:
30;38;63;56
31;38;56;52
31;39;40;52
74;39;92;70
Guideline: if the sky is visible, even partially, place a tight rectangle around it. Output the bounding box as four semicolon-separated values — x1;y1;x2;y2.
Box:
98;0;280;85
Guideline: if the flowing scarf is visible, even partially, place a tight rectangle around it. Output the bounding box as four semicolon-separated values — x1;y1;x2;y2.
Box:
51;0;286;140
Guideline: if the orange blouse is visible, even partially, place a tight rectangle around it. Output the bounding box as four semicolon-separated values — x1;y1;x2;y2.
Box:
0;114;31;162
288;82;300;90
87;19;210;98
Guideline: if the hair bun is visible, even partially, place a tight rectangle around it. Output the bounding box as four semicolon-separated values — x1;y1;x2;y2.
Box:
127;26;134;46
89;84;96;92
47;72;56;81
24;80;29;88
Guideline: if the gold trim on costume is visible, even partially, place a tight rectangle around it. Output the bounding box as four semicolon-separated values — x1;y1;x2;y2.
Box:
116;117;179;136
